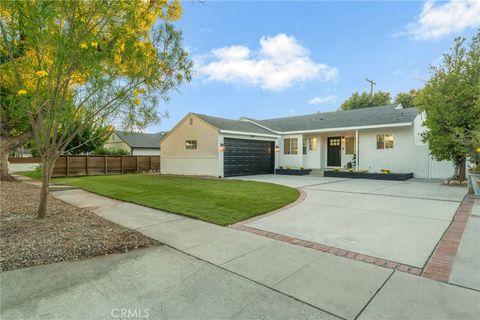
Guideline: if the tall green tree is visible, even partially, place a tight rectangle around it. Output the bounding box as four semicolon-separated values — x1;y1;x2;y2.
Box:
394;89;420;108
1;0;192;218
416;31;480;181
339;91;391;110
60;112;113;155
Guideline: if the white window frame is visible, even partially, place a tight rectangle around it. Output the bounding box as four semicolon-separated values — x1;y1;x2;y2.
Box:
308;137;317;151
284;138;298;155
376;134;394;149
345;137;355;154
185;140;197;150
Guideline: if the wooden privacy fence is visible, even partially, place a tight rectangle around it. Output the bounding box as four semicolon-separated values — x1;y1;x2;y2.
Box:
8;157;41;164
52;155;160;177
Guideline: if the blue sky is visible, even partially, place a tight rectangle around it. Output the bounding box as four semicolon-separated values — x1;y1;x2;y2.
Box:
149;0;480;132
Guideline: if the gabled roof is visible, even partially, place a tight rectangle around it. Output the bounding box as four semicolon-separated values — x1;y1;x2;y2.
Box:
115;131;167;149
244;105;418;132
193;113;277;135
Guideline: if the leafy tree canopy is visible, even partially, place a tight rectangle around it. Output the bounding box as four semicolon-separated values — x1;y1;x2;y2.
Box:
339;91;391;110
416;31;480;180
0;0;192;217
62;112;113;155
394;89;421;108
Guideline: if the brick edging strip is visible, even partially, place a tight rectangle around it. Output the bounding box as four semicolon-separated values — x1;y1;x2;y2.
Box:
422;194;476;281
233;194;476;279
232;224;423;276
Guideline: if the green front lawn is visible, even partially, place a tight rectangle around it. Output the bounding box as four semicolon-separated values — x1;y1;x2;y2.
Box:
32;173;298;226
17;170;42;180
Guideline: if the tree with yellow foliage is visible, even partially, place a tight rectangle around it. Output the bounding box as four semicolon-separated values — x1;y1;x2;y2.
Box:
0;0;192;218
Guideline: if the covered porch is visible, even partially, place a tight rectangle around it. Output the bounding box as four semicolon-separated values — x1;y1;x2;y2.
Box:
278;130;360;170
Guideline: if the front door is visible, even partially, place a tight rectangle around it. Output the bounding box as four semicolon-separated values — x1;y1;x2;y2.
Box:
327;136;341;167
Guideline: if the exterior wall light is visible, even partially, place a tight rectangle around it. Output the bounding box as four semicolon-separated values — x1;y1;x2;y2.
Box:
219;143;225;152
275;145;280;153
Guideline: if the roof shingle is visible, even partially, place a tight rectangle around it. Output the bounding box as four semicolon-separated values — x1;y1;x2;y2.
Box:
115;131;166;149
245;105;418;132
193;113;277;135
191;105;419;135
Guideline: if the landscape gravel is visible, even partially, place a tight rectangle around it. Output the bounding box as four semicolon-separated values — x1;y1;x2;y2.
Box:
0;181;159;271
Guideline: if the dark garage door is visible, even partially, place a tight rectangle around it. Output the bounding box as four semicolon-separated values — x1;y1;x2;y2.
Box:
224;138;275;177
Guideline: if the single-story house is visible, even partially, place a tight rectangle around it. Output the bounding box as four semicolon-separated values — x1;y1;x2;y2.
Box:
104;131;166;156
160;104;455;179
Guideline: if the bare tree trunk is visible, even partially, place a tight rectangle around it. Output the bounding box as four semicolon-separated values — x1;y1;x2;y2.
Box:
458;157;467;182
36;157;55;219
0;143;15;181
0;131;33;181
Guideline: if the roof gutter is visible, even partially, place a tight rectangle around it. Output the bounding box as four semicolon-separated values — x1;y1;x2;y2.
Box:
282;122;414;135
240;118;413;135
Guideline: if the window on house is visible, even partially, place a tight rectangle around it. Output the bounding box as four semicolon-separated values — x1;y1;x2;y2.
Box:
284;138;298;155
385;134;394;148
303;138;308;155
189;117;193;125
329;138;341;146
345;137;355;154
308;137;317;151
185;140;197;150
376;134;393;149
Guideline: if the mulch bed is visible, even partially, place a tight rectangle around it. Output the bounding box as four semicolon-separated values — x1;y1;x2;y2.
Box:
0;181;159;272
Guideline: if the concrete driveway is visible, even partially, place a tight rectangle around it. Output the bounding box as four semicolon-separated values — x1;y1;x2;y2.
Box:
237;175;467;267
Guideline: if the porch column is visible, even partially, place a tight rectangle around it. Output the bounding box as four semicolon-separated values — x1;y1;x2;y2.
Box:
355;130;359;169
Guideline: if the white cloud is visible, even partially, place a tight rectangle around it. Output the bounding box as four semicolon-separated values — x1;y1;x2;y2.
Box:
404;0;480;40
198;34;338;91
309;95;337;105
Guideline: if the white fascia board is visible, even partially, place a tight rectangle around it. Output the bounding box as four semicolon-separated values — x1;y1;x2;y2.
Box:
281;122;413;134
219;130;281;138
240;118;413;135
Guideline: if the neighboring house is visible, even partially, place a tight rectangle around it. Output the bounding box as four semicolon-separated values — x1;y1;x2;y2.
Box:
160;104;455;179
104;131;167;156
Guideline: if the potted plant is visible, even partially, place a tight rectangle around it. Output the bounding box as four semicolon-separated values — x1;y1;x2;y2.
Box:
469;146;480;196
469;165;480;196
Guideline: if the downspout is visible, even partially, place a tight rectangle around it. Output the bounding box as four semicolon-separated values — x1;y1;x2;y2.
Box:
355;130;359;169
428;143;431;179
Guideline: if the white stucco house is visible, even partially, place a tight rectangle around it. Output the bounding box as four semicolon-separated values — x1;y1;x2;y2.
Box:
160;104;455;179
104;131;166;156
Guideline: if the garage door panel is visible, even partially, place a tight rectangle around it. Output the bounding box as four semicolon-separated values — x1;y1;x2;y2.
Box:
224;138;274;177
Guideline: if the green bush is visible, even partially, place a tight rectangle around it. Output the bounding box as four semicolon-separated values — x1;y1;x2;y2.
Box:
91;147;130;156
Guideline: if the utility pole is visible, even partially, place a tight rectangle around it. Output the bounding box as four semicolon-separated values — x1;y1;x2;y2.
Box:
366;78;376;99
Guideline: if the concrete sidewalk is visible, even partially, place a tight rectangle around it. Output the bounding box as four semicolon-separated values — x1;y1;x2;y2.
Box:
449;198;480;291
38;187;480;319
1;246;336;320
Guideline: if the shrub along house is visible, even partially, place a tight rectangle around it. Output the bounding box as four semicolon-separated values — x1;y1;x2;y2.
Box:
104;131;166;156
160;104;454;178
